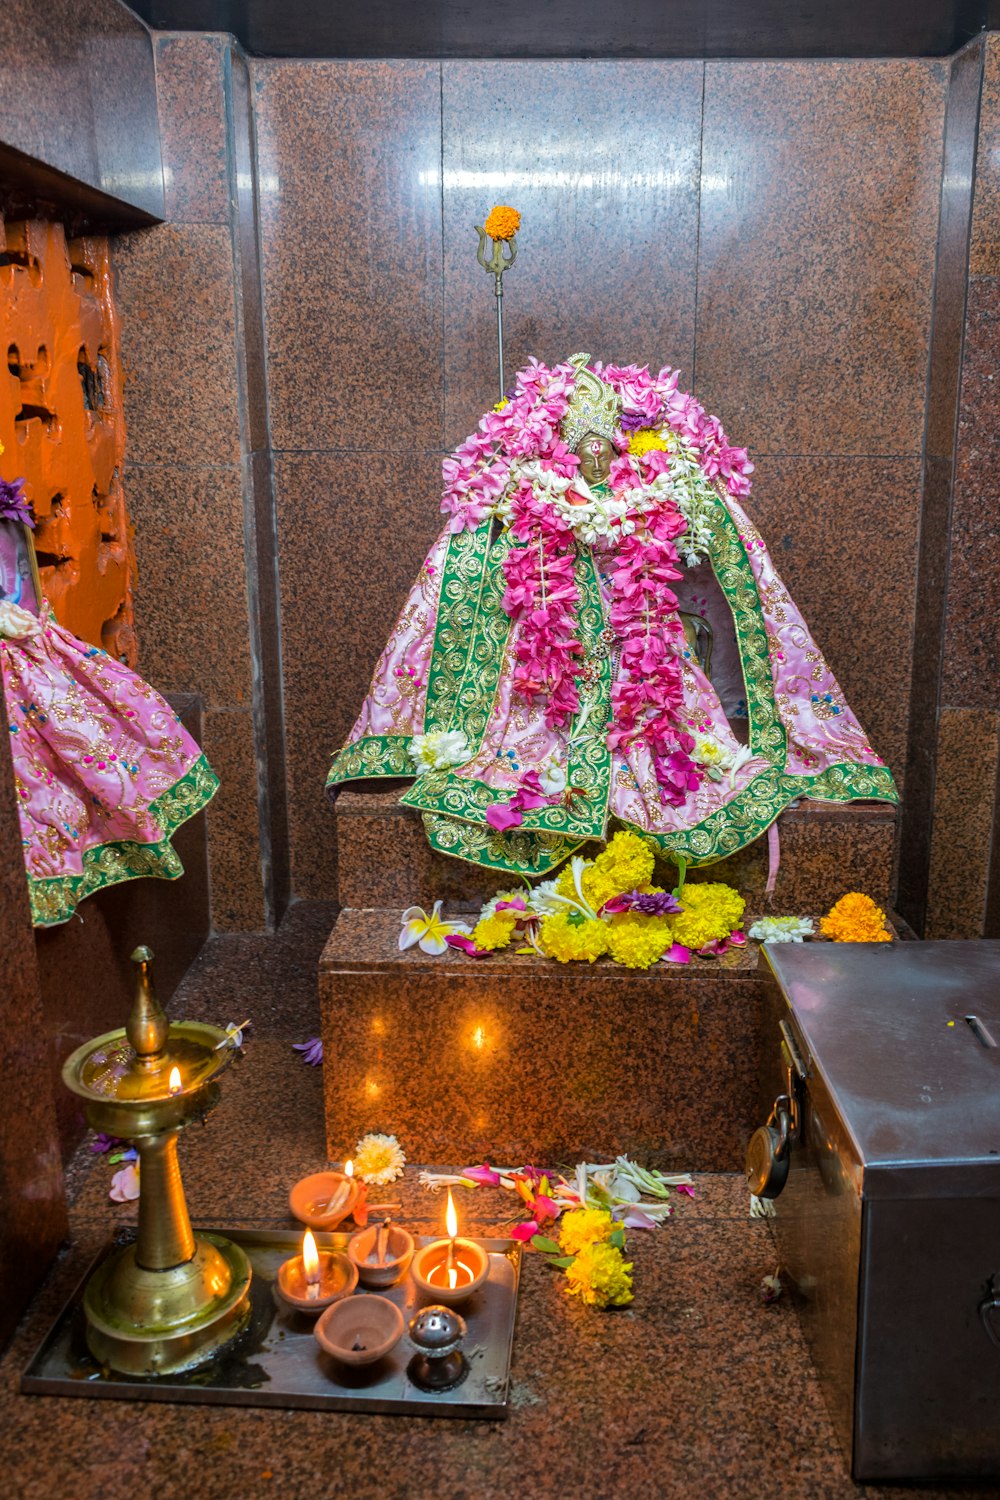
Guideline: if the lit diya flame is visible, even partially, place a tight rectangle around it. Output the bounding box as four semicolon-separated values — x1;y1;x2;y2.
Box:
302;1228;320;1299
345;1158;354;1182
168;1066;182;1095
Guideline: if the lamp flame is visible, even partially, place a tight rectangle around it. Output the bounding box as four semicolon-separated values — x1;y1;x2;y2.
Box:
445;1186;458;1240
345;1158;354;1180
168;1066;182;1095
302;1228;319;1283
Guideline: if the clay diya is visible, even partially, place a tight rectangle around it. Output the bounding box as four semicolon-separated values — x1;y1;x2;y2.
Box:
314;1294;404;1367
410;1188;490;1307
347;1220;415;1288
276;1229;357;1313
289;1168;361;1230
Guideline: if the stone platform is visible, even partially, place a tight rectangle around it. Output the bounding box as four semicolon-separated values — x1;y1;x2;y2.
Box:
335;785;898;911
320;794;899;1173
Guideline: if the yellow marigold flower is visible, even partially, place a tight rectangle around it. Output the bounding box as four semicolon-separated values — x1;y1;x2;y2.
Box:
564;1241;634;1308
539;910;609;963
484;204;521;241
628;427;671;458
605;911;672;969
473;910;518;951
558;1207;615;1257
557;830;656;911
492;398;509;413
666;881;745;951
820;892;892;943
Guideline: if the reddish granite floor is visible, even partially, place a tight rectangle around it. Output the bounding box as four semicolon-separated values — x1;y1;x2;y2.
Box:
1;903;983;1500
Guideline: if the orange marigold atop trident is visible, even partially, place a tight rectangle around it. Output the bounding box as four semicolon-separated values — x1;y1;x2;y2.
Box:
820;892;893;943
484;204;521;241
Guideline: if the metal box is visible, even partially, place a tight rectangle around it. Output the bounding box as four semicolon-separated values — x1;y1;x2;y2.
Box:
755;941;1000;1483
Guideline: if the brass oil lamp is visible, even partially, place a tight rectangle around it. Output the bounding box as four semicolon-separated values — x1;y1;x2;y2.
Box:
62;947;252;1376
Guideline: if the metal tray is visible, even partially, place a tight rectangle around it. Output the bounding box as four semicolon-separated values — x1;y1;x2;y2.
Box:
21;1227;522;1418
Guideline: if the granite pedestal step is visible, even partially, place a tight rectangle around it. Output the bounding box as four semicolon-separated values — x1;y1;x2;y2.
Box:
333;784;898;913
319;907;777;1175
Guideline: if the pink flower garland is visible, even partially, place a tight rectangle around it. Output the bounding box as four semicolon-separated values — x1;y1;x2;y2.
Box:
441;359;576;533
605;490;703;807
438;356;754;810
501;481;584;731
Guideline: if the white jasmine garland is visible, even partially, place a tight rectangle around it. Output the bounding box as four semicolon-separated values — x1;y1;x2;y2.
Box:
748;915;815;943
409;729;469;774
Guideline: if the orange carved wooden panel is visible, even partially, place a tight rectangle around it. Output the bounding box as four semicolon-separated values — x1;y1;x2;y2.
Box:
0;216;135;664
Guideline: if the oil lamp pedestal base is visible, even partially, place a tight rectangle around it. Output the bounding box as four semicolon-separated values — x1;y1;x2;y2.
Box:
83;1232;252;1377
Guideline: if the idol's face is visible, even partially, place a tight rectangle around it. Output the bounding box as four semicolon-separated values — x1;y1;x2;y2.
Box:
575;431;614;486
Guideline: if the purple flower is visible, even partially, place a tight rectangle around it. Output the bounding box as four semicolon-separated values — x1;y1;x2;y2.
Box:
617;411;649;432
292;1036;323;1066
0;476;34;527
603;889;682;916
90;1132;124;1154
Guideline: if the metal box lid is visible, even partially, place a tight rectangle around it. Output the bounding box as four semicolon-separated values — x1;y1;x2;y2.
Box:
763;941;1000;1197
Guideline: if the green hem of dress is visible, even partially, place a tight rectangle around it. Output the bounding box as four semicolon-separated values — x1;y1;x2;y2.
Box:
27;753;220;928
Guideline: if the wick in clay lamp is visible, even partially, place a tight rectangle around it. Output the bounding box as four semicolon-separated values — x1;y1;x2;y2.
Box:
289;1162;361;1230
410;1188;489;1306
347;1219;415;1287
276;1229;357;1313
61;947;252;1377
314;1294;404;1368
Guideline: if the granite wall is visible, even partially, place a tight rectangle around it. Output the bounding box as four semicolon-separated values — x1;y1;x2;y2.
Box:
251;56;947;906
115;33;289;932
925;34;1000;938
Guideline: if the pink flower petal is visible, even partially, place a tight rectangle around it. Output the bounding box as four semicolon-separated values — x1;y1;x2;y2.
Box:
663;943;691;964
445;934;490;958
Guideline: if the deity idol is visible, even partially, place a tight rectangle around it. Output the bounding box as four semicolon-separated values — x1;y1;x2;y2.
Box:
0;462;217;926
327;355;896;879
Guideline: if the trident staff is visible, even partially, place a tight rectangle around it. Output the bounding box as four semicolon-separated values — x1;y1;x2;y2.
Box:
474;206;520;403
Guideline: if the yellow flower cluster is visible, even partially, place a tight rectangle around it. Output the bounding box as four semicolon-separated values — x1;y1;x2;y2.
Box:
557;829;655;912
484;204;521;241
558;1207;615;1257
539;910;608;963
353;1132;406;1185
564;1241;634;1308
820;892;892;943
473;910;518;951
667;881;745;951
627;427;672;458
606;911;673;969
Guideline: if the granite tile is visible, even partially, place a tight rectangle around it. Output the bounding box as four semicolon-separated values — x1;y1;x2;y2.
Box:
740;456;921;787
941;275;1000;707
253;60;444;452
230;55;271;456
274;451;444;901
925;707;1000;939
154;34;229;225
114;222;241;466
202;708;267;933
0;691;67;1351
320;909;765;1172
926;37;983;459
897;451;952;932
970;33;1000;275
441;60;703;447
336;788;896;913
245;448;291;923
698;60;946;456
126;462;253;710
0;0;163;222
